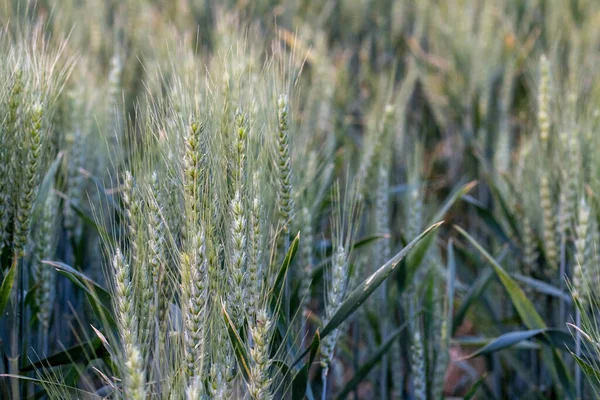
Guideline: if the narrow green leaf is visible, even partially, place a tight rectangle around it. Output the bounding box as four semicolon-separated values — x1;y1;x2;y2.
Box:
463;375;486;400
270;232;300;301
311;234;388;278
221;301;252;383
453;266;494;335
512;273;571;303
429;180;477;225
0;374;102;399
336;324;406;399
405;224;439;284
403;182;477;283
453;336;539;350
487;178;522;242
43;261;111;307
461;329;547;359
292;330;320;400
455;226;575;398
571;353;600;390
352;233;390;251
446;240;456;346
292;223;443;368
0;260;17;316
462;194;512;246
455;226;545;329
322;222;443;339
21;337;107;372
51;263;115;328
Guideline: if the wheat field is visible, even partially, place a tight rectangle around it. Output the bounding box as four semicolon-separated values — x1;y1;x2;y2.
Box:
2;1;600;399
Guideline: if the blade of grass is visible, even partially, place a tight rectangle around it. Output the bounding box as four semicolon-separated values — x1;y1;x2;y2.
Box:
336;323;408;399
222;301;252;383
0;260;17;316
293;222;443;367
292;330;320;400
455;225;575;398
322;222;443;339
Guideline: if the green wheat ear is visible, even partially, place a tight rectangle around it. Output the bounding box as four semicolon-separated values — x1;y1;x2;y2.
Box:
573;198;591;303
540;175;558;278
112;248;146;400
14;101;45;256
538;54;551;146
276;94;294;232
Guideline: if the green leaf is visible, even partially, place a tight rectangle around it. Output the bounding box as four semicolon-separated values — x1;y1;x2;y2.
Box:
43;261;111;307
460;329;571;359
453;266;494;335
32;153;63;220
404;224;439;284
48;261;115;328
21;337;107;372
571;353;600;390
221;301;252;383
311;234;387;279
462;194;512;247
455;226;575;398
322;222;443;339
463;375;486;400
0;374;102;399
67;199;112;244
512;273;571;303
292;330;320;400
453;336;539;350
270;232;300;304
0;260;17;316
403;181;475;286
446;240;456;346
352;233;390;251
429;180;477;225
336;324;407;399
292;222;443;368
455;226;545;329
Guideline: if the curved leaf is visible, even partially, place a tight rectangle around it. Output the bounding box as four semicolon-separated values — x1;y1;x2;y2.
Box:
270;232;300;302
0;374;102;399
461;329;548;359
292;222;443;368
322;222;443;339
336;323;407;399
455;226;575;398
571;353;600;391
20;337;108;372
453;267;494;335
221;301;252;383
463;375;486;400
311;233;389;279
404;182;475;284
47;261;115;328
455;226;545;329
430;180;477;225
0;260;17;316
446;240;456;344
292;330;320;400
512;273;571;303
43;261;111;307
462;194;512;247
